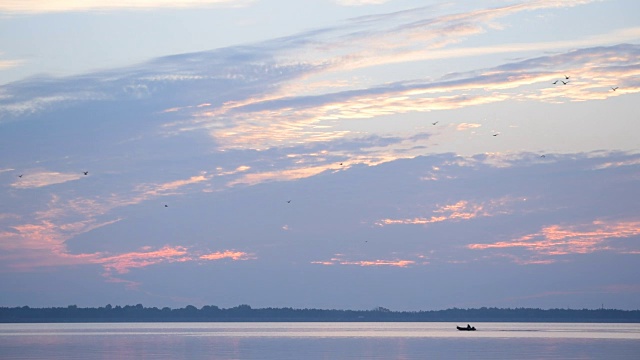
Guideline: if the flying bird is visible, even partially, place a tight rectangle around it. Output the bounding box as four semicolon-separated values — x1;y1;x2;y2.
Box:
83;171;88;175
287;200;291;203
164;205;168;207
432;121;439;125
611;87;618;91
564;75;570;80
492;133;500;137
561;81;569;85
18;174;23;178
552;80;558;85
540;155;546;158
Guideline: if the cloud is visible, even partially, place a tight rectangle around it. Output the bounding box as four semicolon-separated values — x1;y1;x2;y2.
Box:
333;0;390;6
10;171;84;189
0;92;109;118
165;43;640;153
200;250;254;261
0;0;252;14
136;174;210;197
3;2;634;160
1;1;639;309
375;197;526;227
98;245;191;274
0;59;23;70
312;255;417;267
468;219;640;256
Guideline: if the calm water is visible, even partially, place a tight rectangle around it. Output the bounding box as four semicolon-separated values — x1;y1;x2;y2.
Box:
1;322;639;359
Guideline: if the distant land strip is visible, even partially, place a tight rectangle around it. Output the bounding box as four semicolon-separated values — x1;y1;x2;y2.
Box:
2;305;640;323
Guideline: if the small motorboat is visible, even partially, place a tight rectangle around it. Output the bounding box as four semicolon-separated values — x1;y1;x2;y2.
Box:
457;325;476;331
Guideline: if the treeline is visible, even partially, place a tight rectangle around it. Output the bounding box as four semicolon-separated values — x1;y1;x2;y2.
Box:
2;305;639;323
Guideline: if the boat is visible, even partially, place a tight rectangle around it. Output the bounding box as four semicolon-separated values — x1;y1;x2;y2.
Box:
457;325;476;331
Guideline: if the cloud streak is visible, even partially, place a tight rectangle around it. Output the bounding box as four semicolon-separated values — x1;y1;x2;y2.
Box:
10;171;84;189
312;255;417;267
375;197;526;227
0;0;252;14
468;219;640;256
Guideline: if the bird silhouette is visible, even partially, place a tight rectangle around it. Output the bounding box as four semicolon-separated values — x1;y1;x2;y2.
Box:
552;80;558;84
287;200;291;203
540;155;546;158
18;174;23;178
432;121;439;125
83;171;88;175
564;75;570;80
164;205;168;207
611;87;618;91
492;133;500;137
340;163;343;166
561;80;569;85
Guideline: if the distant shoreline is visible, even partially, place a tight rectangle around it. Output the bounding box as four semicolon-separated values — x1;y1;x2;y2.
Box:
2;305;640;323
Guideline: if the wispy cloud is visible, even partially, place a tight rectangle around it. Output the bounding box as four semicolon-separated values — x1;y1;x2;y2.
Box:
333;0;390;6
468;219;640;256
166;42;640;156
10;171;84;189
98;245;191;274
136;174;210;197
0;59;23;70
312;255;417;267
200;250;254;261
0;0;252;14
376;197;526;227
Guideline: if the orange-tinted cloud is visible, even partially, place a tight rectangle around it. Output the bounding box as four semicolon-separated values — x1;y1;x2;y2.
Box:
11;171;83;189
98;246;191;274
137;174;210;197
468;220;640;256
456;123;482;131
200;250;254;261
376;197;524;227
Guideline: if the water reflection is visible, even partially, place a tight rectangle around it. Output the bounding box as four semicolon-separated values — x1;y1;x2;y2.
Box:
1;322;639;359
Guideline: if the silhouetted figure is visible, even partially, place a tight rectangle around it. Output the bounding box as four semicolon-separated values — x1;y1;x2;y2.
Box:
18;174;23;178
552;80;558;84
492;133;500;136
561;80;569;85
611;87;618;91
287;200;291;203
565;75;570;80
540;155;546;158
83;171;89;175
432;121;439;125
164;205;168;207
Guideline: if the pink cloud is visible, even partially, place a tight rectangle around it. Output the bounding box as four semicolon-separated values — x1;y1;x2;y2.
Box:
97;246;191;274
137;174;210;197
376;197;524;227
11;171;83;189
200;250;254;261
468;219;640;256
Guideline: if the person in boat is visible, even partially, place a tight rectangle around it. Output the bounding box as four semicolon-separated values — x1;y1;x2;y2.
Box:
467;324;471;329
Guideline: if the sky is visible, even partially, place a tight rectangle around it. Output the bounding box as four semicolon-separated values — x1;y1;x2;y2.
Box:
1;0;639;311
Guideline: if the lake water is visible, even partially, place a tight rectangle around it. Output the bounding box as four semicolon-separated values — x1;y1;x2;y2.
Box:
1;322;639;359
